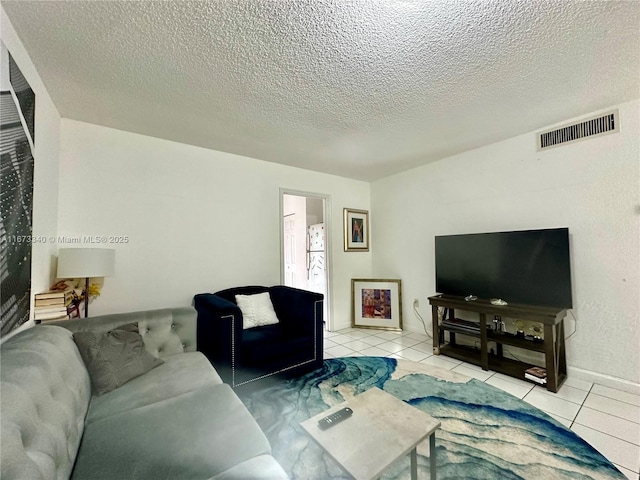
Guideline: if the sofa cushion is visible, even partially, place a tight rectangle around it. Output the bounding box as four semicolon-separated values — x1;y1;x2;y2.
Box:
71;384;272;480
210;455;289;479
0;326;91;480
235;292;280;329
86;351;222;424
73;323;164;395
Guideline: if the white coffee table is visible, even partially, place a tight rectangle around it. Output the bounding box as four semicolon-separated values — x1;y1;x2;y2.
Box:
301;387;440;480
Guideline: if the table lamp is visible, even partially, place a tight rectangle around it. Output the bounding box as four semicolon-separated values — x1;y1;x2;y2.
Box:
57;248;115;318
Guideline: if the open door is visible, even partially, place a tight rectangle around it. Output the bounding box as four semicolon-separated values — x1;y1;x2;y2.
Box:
281;191;331;330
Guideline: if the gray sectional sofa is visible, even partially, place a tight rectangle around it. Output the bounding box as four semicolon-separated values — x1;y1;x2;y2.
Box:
0;307;288;480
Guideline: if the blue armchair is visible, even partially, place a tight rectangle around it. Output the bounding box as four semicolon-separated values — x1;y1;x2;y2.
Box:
194;286;324;389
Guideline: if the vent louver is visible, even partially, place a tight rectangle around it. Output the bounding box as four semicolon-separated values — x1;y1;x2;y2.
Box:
537;110;619;151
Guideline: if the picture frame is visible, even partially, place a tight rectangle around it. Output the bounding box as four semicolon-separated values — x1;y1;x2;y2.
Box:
343;208;369;252
351;278;402;331
9;52;35;149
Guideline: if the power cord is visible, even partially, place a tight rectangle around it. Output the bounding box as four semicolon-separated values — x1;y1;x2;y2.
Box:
565;310;577;340
413;301;432;338
502;348;523;363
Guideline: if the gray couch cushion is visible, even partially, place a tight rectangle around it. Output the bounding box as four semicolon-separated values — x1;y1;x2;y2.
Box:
209;455;289;479
86;351;223;424
0;326;91;480
73;323;164;395
71;384;272;480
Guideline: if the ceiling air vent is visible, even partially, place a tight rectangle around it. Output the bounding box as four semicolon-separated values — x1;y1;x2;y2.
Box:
537;110;619;151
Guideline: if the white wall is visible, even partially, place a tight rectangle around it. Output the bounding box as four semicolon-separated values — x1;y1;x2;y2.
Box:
57;119;371;329
371;100;640;387
1;8;61;325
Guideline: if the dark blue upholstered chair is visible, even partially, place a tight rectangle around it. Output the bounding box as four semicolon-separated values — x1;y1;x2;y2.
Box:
194;286;323;389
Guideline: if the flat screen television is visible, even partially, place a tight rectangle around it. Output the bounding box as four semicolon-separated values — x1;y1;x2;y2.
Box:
435;228;572;308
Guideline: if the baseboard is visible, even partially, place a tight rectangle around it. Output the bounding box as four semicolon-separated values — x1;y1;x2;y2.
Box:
566;366;640;396
331;320;352;332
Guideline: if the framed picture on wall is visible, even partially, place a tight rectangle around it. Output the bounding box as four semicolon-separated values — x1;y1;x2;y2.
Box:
9;52;35;148
343;208;369;251
1;49;35;336
351;278;402;331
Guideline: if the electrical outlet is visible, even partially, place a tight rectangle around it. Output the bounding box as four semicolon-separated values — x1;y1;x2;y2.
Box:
413;298;420;308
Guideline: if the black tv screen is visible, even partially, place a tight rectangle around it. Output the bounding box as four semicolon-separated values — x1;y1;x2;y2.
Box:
435;228;572;308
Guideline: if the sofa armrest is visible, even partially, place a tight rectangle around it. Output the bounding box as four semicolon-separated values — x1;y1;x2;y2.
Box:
47;307;197;358
193;294;244;368
269;286;324;336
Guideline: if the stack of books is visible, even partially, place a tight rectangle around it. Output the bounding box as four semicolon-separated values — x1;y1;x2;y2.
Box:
34;289;74;323
524;366;547;385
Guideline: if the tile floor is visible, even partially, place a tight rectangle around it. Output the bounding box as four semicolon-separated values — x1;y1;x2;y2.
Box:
324;327;640;479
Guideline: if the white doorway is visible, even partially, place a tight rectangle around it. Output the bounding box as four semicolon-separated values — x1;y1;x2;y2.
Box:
280;190;331;330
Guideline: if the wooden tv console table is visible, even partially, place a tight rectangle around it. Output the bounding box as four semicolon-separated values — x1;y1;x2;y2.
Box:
428;295;568;393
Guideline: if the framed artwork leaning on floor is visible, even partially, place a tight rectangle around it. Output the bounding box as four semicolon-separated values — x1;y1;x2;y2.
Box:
351;278;402;331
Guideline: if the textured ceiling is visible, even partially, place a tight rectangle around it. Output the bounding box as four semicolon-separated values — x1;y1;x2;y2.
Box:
2;1;639;181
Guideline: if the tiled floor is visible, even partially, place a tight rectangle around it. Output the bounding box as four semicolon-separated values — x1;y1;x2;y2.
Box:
325;327;640;480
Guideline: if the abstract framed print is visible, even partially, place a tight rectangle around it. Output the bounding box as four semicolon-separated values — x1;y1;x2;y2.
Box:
351;278;402;331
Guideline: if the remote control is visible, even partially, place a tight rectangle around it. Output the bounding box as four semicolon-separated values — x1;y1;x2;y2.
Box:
317;407;353;430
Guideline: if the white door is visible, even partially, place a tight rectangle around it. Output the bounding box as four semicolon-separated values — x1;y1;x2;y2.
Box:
281;191;331;329
283;214;296;287
282;196;310;290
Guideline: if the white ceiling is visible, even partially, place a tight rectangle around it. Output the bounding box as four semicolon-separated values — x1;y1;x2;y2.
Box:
3;1;639;181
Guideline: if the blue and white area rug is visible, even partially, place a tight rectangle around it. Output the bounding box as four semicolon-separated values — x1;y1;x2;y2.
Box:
240;357;625;479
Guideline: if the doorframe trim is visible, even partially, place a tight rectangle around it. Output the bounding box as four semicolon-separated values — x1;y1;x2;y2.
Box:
279;188;332;331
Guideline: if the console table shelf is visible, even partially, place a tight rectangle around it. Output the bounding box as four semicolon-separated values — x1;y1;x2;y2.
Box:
487;331;546;353
429;295;568;393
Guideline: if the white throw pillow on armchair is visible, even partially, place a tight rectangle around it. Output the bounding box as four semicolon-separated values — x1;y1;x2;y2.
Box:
235;292;280;329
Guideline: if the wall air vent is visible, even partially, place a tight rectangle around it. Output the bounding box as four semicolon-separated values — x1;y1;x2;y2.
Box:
537;110;619;151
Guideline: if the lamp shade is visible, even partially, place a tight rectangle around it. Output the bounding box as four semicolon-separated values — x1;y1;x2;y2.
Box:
57;248;115;278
